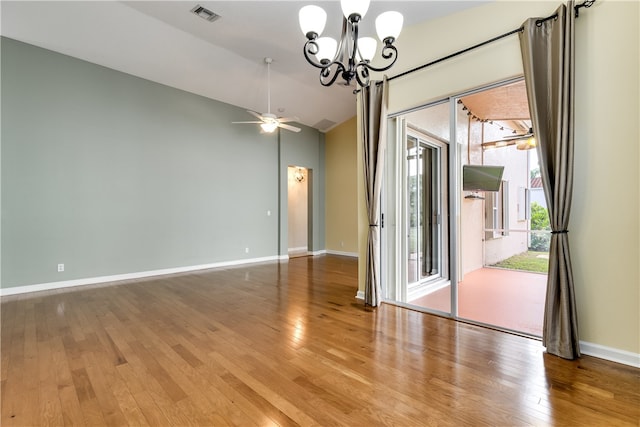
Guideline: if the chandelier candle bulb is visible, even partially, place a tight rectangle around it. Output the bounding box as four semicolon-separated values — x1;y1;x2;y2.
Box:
299;5;327;38
315;37;338;63
340;0;370;20
376;11;403;42
357;37;377;62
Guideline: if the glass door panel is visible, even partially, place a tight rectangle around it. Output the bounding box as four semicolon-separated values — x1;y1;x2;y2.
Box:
406;131;450;314
382;80;546;337
407;137;441;286
382;101;451;315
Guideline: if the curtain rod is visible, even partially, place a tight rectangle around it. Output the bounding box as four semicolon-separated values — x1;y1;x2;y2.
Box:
360;0;595;91
386;26;522;84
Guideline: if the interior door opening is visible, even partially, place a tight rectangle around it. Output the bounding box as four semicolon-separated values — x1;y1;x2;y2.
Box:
287;166;310;258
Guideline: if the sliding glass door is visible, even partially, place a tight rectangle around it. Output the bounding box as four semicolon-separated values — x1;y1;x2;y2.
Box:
406;133;446;298
382;78;546;337
382;102;451;314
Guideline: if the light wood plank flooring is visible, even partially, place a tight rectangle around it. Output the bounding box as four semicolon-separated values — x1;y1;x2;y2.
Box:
2;255;639;426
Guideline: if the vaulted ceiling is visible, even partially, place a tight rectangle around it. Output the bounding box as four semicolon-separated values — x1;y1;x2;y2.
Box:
1;1;492;132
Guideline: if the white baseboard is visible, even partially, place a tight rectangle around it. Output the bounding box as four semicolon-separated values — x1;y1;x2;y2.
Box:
580;341;640;368
326;249;358;258
288;246;308;253
0;255;281;297
356;290;365;300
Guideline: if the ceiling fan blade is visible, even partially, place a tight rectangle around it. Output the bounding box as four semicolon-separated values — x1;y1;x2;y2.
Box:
483;130;535;148
246;110;264;120
503;127;533;140
482;139;517;147
496;131;533;142
278;123;301;133
501;134;528;141
276;117;300;123
232;121;263;124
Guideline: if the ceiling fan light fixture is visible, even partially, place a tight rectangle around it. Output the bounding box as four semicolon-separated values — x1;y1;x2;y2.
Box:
232;58;301;133
260;122;278;133
517;135;537;150
231;58;301;134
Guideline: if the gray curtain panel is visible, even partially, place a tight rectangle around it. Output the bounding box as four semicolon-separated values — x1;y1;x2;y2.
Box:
520;1;580;359
359;78;389;307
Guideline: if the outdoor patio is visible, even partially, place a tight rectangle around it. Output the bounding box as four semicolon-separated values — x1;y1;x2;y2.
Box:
409;267;547;336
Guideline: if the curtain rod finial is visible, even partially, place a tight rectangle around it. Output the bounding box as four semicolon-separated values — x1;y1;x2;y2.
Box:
575;0;596;18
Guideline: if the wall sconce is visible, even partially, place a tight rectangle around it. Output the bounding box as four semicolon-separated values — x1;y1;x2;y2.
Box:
294;168;306;183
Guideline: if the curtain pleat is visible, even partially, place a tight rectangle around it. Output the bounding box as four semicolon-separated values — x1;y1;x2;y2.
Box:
359;78;389;307
519;1;580;359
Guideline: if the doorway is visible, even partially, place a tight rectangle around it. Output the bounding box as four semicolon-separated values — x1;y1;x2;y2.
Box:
382;78;548;337
287;166;310;258
457;79;547;336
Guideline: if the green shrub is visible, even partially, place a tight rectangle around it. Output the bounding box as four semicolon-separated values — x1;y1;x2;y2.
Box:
530;202;550;251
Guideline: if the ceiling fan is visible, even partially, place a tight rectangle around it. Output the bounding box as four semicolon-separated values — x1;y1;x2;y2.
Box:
482;127;536;150
233;57;301;133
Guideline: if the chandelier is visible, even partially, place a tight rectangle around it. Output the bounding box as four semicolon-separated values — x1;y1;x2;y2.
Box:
299;0;403;87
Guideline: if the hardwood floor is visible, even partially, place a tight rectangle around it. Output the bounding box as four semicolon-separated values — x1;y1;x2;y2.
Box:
1;255;638;426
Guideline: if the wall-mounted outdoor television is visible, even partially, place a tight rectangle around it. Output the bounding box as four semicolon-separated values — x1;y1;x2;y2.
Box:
463;165;505;192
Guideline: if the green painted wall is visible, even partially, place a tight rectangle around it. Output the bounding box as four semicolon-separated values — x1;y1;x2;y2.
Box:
1;37;325;289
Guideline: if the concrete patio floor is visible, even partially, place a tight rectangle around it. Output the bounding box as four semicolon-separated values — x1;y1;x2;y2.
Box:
409;267;547;336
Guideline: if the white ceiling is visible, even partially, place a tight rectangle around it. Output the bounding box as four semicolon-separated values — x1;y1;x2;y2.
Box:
1;1;488;132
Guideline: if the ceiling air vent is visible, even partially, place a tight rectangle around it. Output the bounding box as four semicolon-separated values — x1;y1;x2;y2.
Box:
191;5;221;23
313;119;337;131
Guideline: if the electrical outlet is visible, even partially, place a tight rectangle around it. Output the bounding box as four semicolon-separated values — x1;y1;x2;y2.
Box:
57;264;65;272
245;247;249;254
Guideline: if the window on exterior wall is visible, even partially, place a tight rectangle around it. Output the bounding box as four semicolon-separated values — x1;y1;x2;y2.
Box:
485;180;509;239
517;186;530;222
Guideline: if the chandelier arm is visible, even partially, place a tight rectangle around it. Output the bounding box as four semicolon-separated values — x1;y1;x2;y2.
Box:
354;64;370;87
380;40;397;60
319;62;347;87
303;40;329;69
349;18;359;72
336;17;349;65
361;44;398;72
